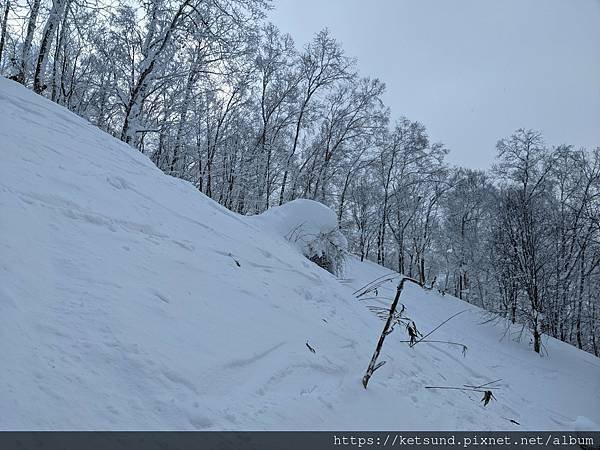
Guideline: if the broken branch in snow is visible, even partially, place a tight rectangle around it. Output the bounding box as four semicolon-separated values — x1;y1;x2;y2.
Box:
362;276;422;389
407;320;422;345
503;417;521;426
305;341;316;353
227;253;241;267
481;390;496;406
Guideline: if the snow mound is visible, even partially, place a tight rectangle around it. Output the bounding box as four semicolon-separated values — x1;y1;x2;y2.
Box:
253;199;348;275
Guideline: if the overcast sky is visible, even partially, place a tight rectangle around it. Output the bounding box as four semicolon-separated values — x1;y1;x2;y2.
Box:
268;0;600;169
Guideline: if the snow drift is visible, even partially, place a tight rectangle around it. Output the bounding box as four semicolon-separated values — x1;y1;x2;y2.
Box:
0;77;599;430
252;199;348;275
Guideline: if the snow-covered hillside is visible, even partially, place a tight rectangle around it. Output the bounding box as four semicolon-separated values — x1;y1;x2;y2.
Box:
0;77;598;430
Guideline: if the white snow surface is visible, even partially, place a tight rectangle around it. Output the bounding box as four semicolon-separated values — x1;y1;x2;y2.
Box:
0;77;599;430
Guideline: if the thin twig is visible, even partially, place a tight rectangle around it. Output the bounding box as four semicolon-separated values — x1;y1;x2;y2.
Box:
399;339;467;355
425;386;488;393
352;273;399;296
469;378;503;389
464;385;501;390
410;310;467;347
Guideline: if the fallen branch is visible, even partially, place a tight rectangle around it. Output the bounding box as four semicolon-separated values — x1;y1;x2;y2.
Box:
503;417;521;426
481;390;497;406
362;276;422;389
227;253;241;267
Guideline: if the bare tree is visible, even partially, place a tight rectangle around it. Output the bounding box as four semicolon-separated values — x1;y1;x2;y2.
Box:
278;29;353;205
14;0;42;84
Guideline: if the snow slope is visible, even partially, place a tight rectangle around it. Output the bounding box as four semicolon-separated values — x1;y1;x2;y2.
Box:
0;77;598;430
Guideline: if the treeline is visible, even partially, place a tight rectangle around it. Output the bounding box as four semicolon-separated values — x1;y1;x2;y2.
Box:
1;0;598;356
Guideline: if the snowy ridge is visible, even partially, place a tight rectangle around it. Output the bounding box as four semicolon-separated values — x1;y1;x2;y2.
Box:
0;77;598;430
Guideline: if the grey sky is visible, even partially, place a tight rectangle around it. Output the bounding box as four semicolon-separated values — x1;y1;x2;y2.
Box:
269;0;600;169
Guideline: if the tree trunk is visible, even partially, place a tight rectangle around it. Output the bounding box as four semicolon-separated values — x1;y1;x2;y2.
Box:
14;0;41;84
337;171;352;224
50;5;69;102
576;247;585;349
170;72;195;174
121;0;191;145
533;327;541;354
34;0;68;93
592;303;598;357
279;96;311;205
0;0;10;68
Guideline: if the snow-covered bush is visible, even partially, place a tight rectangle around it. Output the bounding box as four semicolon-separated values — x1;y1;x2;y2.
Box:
254;199;348;276
295;227;347;276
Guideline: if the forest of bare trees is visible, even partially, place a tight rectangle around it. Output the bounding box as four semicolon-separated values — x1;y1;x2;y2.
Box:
1;0;598;356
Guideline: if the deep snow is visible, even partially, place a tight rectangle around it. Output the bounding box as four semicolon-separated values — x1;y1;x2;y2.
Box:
0;77;598;430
